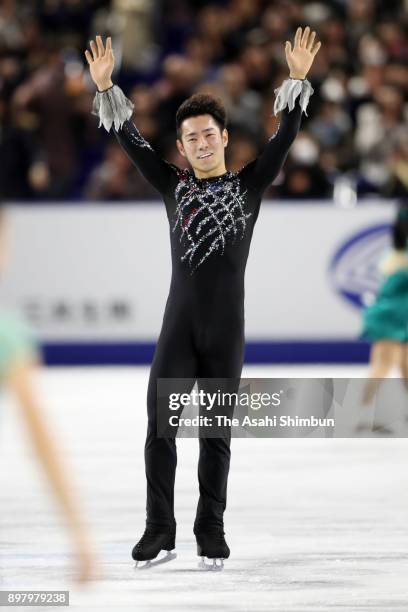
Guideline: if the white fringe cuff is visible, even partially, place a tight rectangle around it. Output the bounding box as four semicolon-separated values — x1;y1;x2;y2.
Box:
273;78;314;117
91;85;134;132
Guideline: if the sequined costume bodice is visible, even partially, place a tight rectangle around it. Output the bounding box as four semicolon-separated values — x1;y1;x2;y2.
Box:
113;102;303;317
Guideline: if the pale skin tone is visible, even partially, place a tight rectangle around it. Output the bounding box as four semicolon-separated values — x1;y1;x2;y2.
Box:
85;27;321;179
362;341;408;406
357;339;408;434
8;360;95;582
0;214;95;583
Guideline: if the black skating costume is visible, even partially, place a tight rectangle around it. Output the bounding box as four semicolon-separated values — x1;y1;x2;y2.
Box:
92;77;314;556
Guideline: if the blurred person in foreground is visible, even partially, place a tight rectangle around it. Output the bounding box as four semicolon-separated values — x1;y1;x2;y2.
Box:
357;198;408;434
85;28;321;569
0;208;95;582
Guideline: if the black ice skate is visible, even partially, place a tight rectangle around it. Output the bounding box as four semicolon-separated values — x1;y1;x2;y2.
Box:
195;528;230;571
132;528;176;569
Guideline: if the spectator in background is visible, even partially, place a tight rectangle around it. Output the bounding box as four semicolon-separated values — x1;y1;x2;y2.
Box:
382;127;408;198
84;141;159;200
226;132;258;173
218;63;262;138
264;130;332;200
0;93;36;199
0;0;407;202
12;44;78;198
277;162;333;200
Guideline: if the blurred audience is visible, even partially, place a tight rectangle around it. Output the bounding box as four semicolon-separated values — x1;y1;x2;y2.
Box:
0;0;407;202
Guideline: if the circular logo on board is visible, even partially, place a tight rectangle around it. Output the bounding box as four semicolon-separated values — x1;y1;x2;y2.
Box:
329;224;391;309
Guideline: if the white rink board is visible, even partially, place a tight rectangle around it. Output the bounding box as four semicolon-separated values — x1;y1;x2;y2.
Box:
0;202;395;341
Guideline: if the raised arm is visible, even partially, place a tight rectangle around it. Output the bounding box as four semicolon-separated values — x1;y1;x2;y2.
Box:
85;36;177;196
241;27;321;196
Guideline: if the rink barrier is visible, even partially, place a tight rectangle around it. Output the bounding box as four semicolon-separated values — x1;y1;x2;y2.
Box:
0;202;396;365
40;340;370;366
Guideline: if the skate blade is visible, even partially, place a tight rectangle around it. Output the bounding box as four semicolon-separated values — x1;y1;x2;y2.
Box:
355;423;394;435
198;557;224;571
372;423;394;435
135;550;177;570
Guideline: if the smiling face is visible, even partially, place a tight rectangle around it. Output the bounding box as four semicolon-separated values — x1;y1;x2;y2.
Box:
176;114;228;179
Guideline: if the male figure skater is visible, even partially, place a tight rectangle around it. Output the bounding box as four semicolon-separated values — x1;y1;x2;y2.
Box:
86;26;321;569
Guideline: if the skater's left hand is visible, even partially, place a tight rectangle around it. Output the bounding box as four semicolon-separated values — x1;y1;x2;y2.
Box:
285;26;321;80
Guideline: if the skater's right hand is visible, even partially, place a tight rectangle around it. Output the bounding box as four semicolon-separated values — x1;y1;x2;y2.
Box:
85;35;114;92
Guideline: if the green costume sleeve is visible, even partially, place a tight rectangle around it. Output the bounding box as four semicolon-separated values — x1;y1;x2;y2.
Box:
0;312;39;381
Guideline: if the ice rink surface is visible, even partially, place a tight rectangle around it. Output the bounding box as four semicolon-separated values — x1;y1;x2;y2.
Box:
1;365;408;611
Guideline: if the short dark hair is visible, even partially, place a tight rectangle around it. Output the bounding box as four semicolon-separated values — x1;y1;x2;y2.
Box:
176;93;227;139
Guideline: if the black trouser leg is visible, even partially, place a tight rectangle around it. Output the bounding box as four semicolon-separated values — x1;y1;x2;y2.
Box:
194;337;244;533
145;321;198;530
